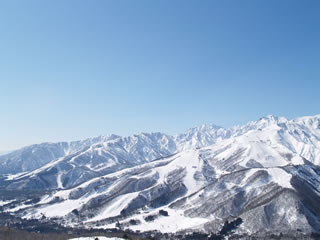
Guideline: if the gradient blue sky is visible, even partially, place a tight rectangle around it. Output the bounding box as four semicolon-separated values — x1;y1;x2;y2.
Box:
0;0;319;151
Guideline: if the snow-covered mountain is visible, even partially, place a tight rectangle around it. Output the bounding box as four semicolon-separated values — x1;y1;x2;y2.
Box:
0;136;115;174
1;114;320;236
3;133;177;190
0;151;11;156
0;125;231;190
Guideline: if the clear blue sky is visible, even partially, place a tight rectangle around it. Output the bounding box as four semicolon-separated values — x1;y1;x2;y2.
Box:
0;0;319;151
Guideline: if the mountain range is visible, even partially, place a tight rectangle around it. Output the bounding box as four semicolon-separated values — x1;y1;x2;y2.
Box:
1;114;320;237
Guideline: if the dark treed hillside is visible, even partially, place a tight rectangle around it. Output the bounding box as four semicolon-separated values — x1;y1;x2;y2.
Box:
0;226;153;240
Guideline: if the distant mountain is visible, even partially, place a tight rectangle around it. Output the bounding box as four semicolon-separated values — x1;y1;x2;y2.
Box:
0;136;116;175
0;124;229;176
0;124;231;190
0;151;11;156
1;114;320;236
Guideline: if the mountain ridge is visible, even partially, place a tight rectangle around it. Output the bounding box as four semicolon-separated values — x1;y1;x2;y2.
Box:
1;114;320;189
1;114;320;236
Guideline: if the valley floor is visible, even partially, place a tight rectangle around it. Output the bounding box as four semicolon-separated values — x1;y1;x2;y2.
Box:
0;225;320;240
0;226;149;240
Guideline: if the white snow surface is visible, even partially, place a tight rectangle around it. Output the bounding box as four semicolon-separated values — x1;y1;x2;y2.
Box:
3;114;320;190
0;200;14;207
267;168;292;189
87;192;140;221
113;209;208;233
3;114;320;234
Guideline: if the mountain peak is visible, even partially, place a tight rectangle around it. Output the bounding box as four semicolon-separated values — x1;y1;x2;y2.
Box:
2;114;320;236
258;115;287;123
185;123;224;134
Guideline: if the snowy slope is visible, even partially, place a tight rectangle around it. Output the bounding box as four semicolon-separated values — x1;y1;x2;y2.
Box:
0;123;228;177
0;135;117;174
4;114;320;191
174;123;229;151
1;114;320;235
2;126;231;190
3;133;177;190
8;147;320;234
